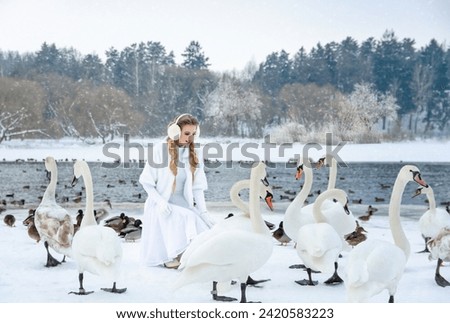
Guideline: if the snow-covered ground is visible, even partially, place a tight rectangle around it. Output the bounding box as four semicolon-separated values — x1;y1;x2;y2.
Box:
1;137;450;321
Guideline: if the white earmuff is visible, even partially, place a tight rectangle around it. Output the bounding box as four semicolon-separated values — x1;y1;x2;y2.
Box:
167;114;200;140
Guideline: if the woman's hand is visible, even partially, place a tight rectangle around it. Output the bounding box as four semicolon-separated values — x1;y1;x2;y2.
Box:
199;211;215;228
157;200;172;216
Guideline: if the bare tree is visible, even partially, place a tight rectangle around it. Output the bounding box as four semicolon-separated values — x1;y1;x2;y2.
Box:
0;77;47;143
337;83;399;141
411;64;433;134
280;83;342;132
204;75;263;137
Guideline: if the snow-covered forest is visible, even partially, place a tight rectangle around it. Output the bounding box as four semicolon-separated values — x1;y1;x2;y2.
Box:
1;30;449;144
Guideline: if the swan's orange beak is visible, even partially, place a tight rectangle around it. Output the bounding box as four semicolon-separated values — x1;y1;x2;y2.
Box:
295;165;304;180
412;171;428;188
264;191;274;211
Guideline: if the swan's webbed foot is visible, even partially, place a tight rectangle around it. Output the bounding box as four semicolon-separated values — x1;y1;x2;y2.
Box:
434;258;450;287
211;281;237;302
246;276;270;287
289;264;306;269
101;282;127;293
295;279;318;286
296;268;318;286
239;283;261;303
323;271;344;285
44;241;61;267
45;253;61;267
417;237;430;253
69;288;94;295
435;274;450;287
212;294;237;302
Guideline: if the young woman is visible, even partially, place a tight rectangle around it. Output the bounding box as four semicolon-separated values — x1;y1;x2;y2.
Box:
139;114;214;268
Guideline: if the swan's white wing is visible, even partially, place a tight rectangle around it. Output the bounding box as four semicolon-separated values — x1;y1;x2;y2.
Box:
296;222;341;273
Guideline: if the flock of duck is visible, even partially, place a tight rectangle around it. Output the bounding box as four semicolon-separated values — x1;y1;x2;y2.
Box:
2;155;450;302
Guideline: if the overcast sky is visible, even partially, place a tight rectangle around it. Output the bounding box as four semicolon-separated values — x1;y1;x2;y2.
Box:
1;0;449;72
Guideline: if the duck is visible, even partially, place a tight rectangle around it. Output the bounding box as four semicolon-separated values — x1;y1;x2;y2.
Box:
69;160;127;295
34;156;74;267
3;214;16;227
94;199;113;223
412;185;450;253
344;165;428;303
427;227;450;287
73;209;84;235
104;212;127;226
345;221;368;247
272;221;291;246
119;219;143;242
23;212;41;243
367;205;378;213
295;188;347;286
104;213;130;233
358;210;374;222
173;162;273;303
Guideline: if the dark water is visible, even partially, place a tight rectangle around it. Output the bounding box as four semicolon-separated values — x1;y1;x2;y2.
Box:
0;161;449;208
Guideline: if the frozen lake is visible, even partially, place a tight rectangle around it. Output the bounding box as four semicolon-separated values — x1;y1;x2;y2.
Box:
0;161;449;212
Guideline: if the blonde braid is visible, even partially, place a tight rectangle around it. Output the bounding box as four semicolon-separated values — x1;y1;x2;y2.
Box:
167;138;178;192
188;142;199;181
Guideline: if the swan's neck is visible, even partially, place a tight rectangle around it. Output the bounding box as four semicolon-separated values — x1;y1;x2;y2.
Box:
290;164;313;209
230;180;251;215
313;189;337;223
388;173;411;260
80;164;96;228
327;157;337;190
42;162;57;202
249;169;269;235
426;188;436;211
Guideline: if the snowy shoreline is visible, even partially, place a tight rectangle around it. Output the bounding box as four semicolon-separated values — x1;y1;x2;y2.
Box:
1;137;450;163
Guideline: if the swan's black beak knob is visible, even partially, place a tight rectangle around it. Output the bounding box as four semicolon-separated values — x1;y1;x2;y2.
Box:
71;176;78;187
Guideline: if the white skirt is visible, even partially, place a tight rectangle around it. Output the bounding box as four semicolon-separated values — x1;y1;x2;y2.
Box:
140;199;210;267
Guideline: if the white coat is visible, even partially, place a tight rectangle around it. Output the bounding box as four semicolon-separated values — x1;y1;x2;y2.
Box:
139;140;210;266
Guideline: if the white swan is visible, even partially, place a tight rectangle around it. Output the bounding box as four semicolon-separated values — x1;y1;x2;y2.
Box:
283;157;314;243
178;175;274;301
412;185;450;252
173;162;273;303
229;178;273;216
295;189;346;286
315;155;356;239
344;165;428;303
427;227;450;287
34;156;74;267
284;156;355;245
220;178;274;231
69;160;126;295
